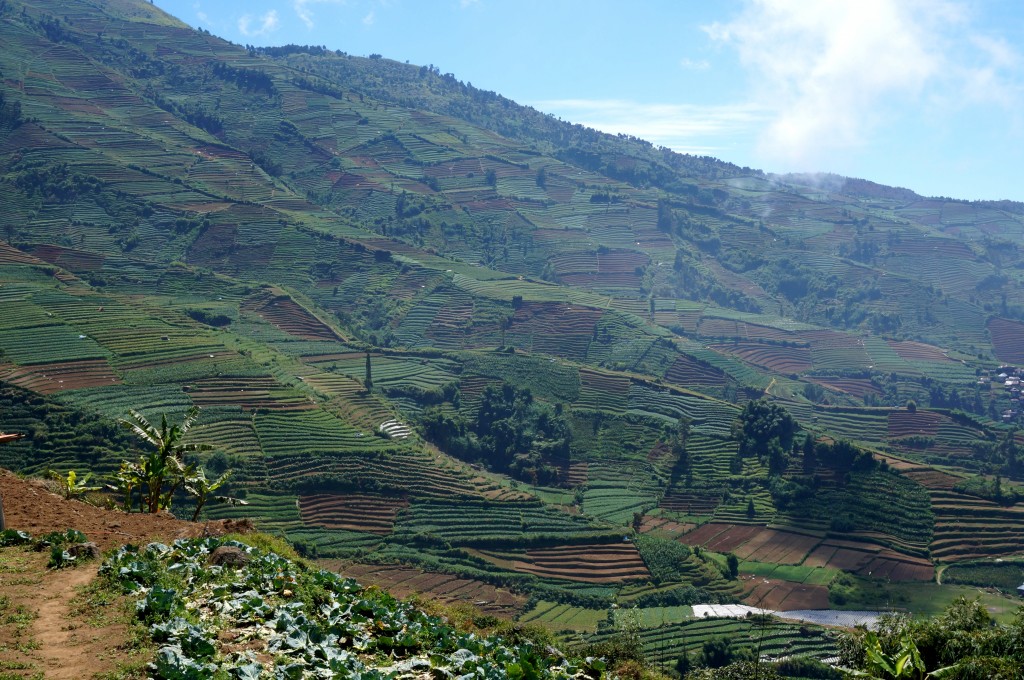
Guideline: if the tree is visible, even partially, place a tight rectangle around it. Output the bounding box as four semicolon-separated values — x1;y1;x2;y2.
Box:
734;399;797;464
364;352;373;390
119;407;208;513
802;434;817;473
906;399;917;413
726;553;740;580
840;598;1024;679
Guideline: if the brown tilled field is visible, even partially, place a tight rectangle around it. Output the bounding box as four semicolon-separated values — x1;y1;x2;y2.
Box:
298;493;408;534
330;563;527;617
0;359;122;394
741;577;830;610
474;542;650;583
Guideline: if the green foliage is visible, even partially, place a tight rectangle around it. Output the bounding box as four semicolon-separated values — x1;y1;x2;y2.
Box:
183;467;241;521
48;469;101;500
99;537;600;678
633;536;693;584
733;399;797;473
119;407;209;513
840;599;1024;679
0;529;32;547
942;561;1024;593
420;382;571;484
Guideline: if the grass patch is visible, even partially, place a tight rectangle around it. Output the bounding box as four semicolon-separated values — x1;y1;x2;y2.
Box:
830;576;1023;624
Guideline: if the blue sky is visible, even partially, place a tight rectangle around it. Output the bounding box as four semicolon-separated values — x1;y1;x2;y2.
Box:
152;0;1024;202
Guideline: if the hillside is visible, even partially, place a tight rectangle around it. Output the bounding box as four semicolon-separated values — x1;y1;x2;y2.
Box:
2;0;1024;672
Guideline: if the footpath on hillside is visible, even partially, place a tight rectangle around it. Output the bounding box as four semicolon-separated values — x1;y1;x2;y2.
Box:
0;470;250;678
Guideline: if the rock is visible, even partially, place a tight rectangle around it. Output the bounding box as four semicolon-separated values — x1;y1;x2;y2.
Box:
68;542;101;559
208;545;250;567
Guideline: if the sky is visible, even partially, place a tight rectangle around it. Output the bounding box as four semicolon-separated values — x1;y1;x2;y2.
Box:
151;0;1024;202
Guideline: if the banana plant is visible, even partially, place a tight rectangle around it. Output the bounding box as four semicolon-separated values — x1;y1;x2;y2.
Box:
184;468;244;521
120;407;209;514
847;630;926;679
49;469;101;500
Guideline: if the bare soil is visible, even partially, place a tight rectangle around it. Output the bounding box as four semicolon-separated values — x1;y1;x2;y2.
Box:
0;469;252;678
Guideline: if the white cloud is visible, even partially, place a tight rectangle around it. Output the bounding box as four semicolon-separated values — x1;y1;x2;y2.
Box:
704;0;1023;169
532;99;766;155
460;0;480;8
362;10;375;25
679;58;710;71
294;0;345;30
238;10;279;37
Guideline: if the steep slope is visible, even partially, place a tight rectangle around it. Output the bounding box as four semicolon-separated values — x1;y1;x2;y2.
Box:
1;0;1024;646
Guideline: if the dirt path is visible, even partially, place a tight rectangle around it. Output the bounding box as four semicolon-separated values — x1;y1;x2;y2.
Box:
35;567;106;679
0;468;255;678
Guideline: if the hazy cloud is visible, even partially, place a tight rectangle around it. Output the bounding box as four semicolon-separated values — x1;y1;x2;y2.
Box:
704;0;1023;168
533;99;765;155
294;0;345;30
238;9;278;36
679;58;710;71
362;10;375;25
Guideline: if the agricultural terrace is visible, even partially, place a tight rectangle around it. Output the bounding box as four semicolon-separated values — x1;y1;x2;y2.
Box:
264;449;500;499
472;542;649;583
928;488;1024;562
988;317;1024;364
588;616;841;668
391;500;621;547
335;563;528;617
679;524;821;566
298;493;409;534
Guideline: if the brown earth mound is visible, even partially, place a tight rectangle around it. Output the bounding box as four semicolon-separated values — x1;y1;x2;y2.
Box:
0;468;255;679
0;469;251;550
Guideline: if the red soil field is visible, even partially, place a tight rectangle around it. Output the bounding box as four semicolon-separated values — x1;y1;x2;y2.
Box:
900;468;962;490
987;317;1024;364
731;529;822;565
0;469;250;551
187;377;315;411
887;410;945;439
741;577;829;610
243;292;341;341
565;461;589;486
334;563;527;617
512;302;604;335
680;523;763;553
476;542;650;583
0;242;42;265
803;539;933;581
711;342;812;375
886;340;952;362
0;359;121;394
298;493;408;534
29;245;105;272
637;515;696;537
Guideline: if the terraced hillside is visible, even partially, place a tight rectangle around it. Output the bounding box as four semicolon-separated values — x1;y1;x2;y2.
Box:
2;0;1024;665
